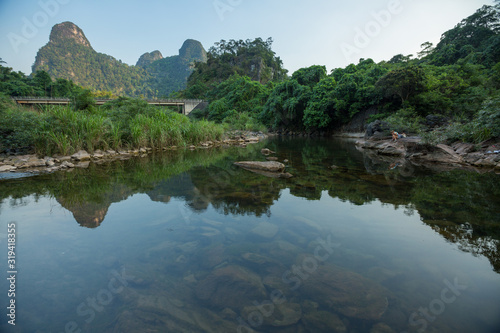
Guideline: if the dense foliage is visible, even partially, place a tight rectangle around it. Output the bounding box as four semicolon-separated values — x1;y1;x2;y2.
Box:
0;85;223;155
184;38;287;99
185;5;500;142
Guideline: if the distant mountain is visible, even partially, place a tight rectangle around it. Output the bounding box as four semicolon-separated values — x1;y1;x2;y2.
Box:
32;22;207;97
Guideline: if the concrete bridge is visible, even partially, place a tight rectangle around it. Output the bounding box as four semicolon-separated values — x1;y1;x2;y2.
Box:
11;97;207;115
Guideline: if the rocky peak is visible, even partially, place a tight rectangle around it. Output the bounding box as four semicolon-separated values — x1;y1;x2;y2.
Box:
136;50;164;68
49;21;92;48
179;39;207;62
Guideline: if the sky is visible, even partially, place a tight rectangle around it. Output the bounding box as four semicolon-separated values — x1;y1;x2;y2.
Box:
0;0;495;76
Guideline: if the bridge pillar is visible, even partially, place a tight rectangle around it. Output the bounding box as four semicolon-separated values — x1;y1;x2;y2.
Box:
183;100;202;115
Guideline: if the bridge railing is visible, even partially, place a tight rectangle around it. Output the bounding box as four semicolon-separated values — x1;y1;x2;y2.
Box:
11;97;205;103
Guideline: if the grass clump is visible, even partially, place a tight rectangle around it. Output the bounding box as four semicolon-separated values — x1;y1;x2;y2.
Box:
0;97;225;156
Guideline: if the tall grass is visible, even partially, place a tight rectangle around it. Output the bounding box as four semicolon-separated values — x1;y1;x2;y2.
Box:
1;102;225;156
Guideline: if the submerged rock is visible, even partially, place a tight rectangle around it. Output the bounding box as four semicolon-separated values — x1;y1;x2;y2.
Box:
234;161;285;172
195;265;267;310
251;221;279;238
242;302;302;327
300;264;390;320
302;310;347;333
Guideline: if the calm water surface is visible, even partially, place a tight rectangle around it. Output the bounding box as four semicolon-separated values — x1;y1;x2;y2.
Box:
1;138;499;333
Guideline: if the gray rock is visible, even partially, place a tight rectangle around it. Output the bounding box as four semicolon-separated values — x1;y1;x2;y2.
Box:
71;150;91;161
0;165;16;172
301;263;390;320
196;265;267;310
242;302;302;327
261;148;275;155
302;310;347;333
234;161;285;172
251;221;279;238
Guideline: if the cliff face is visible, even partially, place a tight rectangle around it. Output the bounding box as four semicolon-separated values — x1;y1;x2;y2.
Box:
32;22;207;97
136;50;164;68
49;21;92;48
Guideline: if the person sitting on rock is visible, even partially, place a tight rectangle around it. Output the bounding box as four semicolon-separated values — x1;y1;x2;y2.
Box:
391;130;398;141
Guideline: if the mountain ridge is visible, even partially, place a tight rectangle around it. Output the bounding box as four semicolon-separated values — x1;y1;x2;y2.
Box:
32;21;207;97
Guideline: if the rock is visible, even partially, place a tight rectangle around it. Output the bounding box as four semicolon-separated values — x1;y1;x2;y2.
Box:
242;302;302;327
18;156;47;168
302;310;347;333
261;148;275;155
370;322;396;333
266;157;279;161
74;161;90;168
251;221;279;238
365;120;390;139
245;137;260;142
0;165;16;172
61;161;75;168
46;160;55;167
57;155;72;162
71;150;91;161
195;265;267;310
452;142;475;155
234;161;285;172
300;263;389;320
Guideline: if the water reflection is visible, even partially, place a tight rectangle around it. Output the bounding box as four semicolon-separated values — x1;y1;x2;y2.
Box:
1;138;499;332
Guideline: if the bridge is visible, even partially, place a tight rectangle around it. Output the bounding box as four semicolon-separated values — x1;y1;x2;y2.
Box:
11;97;207;115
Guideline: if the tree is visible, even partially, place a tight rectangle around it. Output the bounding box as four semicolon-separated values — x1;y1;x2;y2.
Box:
376;65;426;104
418;42;435;59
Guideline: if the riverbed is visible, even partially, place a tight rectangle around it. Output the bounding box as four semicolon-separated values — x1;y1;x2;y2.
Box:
1;137;499;332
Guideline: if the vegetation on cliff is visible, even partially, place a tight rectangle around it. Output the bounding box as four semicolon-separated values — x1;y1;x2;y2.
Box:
32;22;207;98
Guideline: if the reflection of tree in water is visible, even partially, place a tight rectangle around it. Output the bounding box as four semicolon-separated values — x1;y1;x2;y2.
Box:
1;138;499;273
188;164;284;216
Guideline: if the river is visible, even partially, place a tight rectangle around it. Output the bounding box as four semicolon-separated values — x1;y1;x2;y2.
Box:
0;137;499;332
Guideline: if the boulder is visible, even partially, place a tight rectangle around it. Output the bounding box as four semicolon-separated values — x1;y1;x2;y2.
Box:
261;148;275;155
300;263;390;320
0;165;16;172
71;150;91;161
365;120;390;139
234;161;285;172
195;265;267;310
302;310;347;333
241;302;302;328
251;221;279;238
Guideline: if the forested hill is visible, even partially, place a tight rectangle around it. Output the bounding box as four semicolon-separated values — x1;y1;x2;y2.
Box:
184;4;500;144
32;22;207;97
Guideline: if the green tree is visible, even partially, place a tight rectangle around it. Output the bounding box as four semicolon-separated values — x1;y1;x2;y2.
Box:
376;65;426;104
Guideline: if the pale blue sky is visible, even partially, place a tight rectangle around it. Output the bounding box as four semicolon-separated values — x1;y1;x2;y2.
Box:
0;0;494;75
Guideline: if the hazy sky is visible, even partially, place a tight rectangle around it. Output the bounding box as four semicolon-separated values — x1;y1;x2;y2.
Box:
0;0;494;75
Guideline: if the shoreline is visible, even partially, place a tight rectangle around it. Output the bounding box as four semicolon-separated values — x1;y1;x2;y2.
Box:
0;132;267;179
355;136;500;172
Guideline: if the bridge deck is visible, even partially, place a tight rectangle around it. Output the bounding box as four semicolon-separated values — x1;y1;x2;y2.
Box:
11;97;206;115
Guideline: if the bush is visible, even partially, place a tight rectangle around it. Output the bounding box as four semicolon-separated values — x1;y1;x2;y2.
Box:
384;107;424;134
473;96;500;140
222;112;267;132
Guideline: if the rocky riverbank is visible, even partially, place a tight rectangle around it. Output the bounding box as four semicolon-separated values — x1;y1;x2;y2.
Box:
355;136;500;171
0;131;267;177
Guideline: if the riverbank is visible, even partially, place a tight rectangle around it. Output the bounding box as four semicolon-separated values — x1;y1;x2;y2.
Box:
355;136;500;171
0;131;267;177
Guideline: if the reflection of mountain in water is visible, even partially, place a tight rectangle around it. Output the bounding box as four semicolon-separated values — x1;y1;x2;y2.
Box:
56;184;133;228
1;138;499;273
